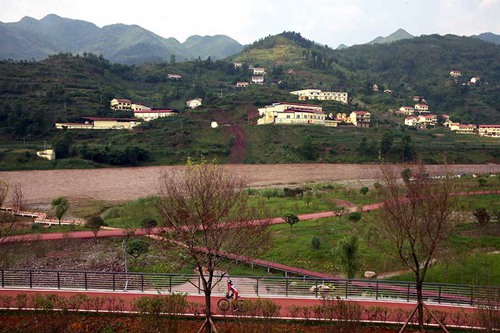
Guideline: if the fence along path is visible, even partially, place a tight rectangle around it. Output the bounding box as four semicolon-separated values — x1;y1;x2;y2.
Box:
1;207;85;225
1;268;497;308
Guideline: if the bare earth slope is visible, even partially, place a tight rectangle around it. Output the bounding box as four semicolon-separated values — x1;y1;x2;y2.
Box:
1;164;498;205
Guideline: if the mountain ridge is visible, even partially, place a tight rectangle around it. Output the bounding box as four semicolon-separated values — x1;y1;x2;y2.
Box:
0;14;244;64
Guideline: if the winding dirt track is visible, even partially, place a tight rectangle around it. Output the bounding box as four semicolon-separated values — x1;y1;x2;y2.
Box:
0;163;499;205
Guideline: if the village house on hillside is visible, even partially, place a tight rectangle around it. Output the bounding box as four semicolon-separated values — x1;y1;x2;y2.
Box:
236;81;249;88
167;73;182;80
350;111;371;128
110;98;132;110
251;76;264;85
478;124;500;137
133;109;177;122
290;89;349;104
186;98;202;109
55;117;141;130
110;98;151;111
257;102;325;125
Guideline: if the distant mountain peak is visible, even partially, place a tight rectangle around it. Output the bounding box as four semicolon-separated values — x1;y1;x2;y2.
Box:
368;28;414;44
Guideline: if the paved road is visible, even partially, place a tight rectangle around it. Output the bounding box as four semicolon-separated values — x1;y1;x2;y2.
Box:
0;288;480;326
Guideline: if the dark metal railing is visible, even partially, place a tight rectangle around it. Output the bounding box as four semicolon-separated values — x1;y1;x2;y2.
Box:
0;268;498;307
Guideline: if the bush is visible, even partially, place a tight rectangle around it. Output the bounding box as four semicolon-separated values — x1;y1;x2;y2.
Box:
311;236;321;249
347;211;362;223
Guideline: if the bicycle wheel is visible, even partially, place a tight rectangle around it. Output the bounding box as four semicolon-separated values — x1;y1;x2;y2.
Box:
217;298;230;311
233;300;245;312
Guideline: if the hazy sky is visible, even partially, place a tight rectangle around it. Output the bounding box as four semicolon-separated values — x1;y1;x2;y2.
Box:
1;0;499;47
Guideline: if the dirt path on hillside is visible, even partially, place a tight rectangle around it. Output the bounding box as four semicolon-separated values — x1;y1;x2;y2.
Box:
0;164;498;205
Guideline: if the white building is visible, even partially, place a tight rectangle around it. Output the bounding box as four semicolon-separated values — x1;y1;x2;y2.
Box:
349;111;371;127
186;98;202;109
290;89;349;104
133;109;177;122
478;125;500;137
257;102;324;125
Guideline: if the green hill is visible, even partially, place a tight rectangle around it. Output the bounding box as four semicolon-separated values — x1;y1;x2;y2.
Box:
0;32;499;170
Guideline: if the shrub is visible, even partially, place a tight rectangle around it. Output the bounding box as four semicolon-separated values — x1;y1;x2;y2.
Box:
347;211;362;223
311;236;321;249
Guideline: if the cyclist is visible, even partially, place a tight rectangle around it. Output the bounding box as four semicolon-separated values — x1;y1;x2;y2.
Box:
227;279;239;300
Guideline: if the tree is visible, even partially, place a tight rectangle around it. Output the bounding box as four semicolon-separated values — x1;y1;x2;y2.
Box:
347;211;362;223
9;183;25;213
359;187;369;196
140;217;157;235
379;164;457;332
380;131;394;158
337;235;360;279
332;206;346;222
156;161;270;333
473;208;490;228
0;180;15;244
51;196;69;226
126;239;150;264
283;213;299;230
85;216;104;242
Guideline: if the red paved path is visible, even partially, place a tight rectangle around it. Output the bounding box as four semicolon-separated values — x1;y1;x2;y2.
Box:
0;288;480;326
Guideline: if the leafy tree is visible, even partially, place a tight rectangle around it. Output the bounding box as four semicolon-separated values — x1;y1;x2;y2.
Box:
85;216;104;242
283;213;299;230
347;212;362;223
311;236;321;250
400;134;415;162
126;239;150;264
477;178;487;187
379;164;457;332
156;160;270;333
140;217;158;235
380;131;394;158
473;208;490;228
337;235;360;279
51;196;69;226
359;187;369;196
401;168;413;184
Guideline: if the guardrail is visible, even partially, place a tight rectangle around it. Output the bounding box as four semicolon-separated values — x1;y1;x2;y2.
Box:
1;269;498;307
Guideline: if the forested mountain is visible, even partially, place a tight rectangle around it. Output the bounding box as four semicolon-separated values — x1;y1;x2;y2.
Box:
0;30;499;169
0;14;244;64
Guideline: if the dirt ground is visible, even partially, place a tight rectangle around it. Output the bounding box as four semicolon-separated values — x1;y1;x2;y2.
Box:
0;163;499;206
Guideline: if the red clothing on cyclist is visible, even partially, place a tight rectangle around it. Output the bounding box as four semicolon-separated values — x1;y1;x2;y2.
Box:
227;279;239;299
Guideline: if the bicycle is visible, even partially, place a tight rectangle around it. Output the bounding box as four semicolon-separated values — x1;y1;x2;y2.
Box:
217;293;245;312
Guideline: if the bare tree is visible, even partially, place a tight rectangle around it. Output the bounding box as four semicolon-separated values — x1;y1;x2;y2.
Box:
156;161;270;333
10;183;26;213
379;164;457;332
0;180;15;244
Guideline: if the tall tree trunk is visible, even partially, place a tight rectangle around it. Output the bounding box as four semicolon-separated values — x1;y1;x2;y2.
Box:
416;279;424;332
204;290;212;333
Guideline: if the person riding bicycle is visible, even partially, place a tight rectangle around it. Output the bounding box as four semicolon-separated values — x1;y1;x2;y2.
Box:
227;279;239;300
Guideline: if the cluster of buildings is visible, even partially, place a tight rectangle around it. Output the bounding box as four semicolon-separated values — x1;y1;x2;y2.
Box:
257;102;370;128
449;70;481;85
445;122;500;138
234;63;267;87
55;98;180;130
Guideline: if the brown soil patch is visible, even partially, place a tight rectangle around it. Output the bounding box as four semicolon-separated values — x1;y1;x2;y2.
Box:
1;164;498;206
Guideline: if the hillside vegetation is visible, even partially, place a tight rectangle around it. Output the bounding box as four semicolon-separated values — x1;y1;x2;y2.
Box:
0;32;499;169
